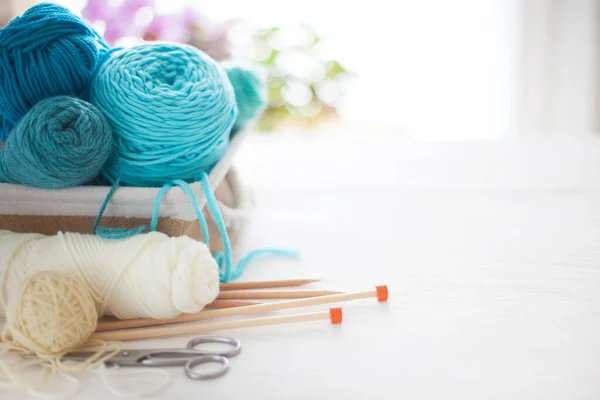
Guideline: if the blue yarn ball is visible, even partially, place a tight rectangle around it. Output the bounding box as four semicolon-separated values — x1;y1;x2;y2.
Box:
225;65;267;133
0;96;113;189
0;3;109;141
90;43;237;187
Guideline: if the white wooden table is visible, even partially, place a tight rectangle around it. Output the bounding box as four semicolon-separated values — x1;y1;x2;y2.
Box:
26;132;600;399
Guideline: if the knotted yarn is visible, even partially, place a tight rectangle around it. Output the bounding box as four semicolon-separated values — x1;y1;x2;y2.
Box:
0;96;113;189
225;65;267;134
90;42;237;187
0;230;220;320
0;3;109;141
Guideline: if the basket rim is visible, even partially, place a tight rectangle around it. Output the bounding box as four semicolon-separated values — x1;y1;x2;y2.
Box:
0;131;249;221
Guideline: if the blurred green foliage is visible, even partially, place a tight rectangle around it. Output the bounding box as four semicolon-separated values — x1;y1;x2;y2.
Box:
243;23;352;131
80;0;351;132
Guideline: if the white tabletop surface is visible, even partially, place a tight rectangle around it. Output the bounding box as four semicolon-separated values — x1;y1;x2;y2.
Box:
18;132;600;399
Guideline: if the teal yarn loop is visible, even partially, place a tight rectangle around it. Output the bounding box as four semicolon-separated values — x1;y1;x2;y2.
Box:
0;96;113;189
0;3;109;141
94;173;299;282
90;42;237;187
225;65;267;134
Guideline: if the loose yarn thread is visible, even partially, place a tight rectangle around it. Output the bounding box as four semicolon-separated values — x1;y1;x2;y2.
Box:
0;96;113;189
94;172;299;282
0;272;120;395
0;271;170;398
0;3;109;141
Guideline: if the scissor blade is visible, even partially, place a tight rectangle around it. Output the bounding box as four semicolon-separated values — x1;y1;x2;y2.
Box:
61;351;121;361
20;350;125;362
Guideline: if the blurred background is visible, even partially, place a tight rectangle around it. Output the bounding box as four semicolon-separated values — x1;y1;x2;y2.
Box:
1;0;599;140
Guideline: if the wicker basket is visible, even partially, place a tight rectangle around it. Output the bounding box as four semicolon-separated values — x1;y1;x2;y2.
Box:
0;131;251;254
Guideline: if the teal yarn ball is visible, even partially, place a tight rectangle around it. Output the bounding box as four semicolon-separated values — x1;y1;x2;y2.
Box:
90;43;237;187
0;3;109;141
0;96;113;189
225;65;267;133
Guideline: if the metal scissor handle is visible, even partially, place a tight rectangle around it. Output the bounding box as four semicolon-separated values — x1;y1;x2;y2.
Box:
185;355;230;380
182;337;241;380
186;336;242;358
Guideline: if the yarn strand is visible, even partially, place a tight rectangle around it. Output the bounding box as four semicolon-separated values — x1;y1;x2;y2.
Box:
92;173;299;282
199;172;235;281
150;179;210;248
92;177;147;240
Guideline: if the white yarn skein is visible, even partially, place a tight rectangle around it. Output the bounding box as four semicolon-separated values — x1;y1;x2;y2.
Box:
0;230;220;319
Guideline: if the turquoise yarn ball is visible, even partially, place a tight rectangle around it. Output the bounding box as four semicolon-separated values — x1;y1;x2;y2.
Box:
0;3;109;141
90;43;237;187
225;65;267;133
0;96;113;189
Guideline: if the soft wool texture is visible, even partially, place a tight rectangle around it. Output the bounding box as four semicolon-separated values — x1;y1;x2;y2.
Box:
90;42;237;187
4;272;97;356
0;230;220;320
0;3;109;141
225;65;267;133
0;96;113;189
0;271;150;397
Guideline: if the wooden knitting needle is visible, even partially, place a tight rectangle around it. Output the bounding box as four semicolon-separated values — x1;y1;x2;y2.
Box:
91;307;343;342
219;279;320;291
96;286;387;332
216;289;342;300
97;300;262;326
206;300;263;309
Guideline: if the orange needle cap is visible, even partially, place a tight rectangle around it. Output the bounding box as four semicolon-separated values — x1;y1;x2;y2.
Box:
329;306;343;324
376;285;389;302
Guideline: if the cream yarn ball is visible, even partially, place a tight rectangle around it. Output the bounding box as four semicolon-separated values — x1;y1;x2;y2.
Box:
0;230;220;320
5;271;97;356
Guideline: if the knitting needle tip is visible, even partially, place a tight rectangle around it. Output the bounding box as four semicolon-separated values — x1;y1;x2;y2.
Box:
219;279;322;291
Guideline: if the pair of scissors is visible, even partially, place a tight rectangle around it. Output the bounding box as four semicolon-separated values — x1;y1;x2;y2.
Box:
57;336;241;380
